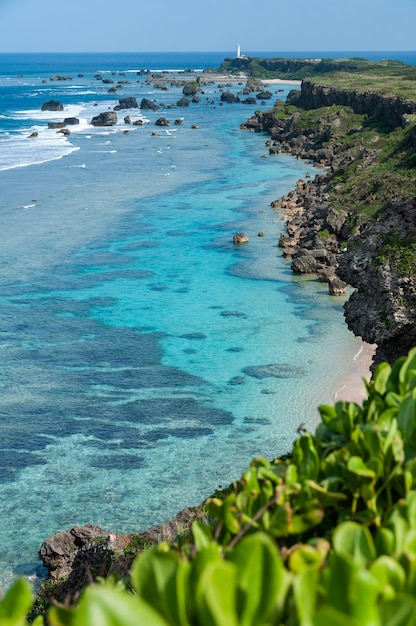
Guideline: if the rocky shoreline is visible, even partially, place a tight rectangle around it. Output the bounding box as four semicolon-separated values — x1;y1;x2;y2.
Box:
31;75;416;606
241;83;416;368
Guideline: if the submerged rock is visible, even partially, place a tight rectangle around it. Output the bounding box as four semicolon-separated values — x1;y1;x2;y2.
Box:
242;364;306;379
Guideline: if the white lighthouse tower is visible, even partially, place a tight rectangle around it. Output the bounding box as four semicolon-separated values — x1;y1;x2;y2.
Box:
236;43;241;58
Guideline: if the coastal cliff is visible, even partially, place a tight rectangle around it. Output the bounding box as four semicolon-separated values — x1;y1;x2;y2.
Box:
286;80;416;128
242;82;416;367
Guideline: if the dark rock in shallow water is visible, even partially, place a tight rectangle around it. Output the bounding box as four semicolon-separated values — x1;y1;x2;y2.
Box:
180;332;207;340
220;310;247;318
48;122;65;129
177;97;190;107
114;97;138;110
233;232;249;244
221;90;240;103
41;99;63;111
140;98;159;111
90;111;118;127
64;117;80;125
228;376;246;385
242;363;306;379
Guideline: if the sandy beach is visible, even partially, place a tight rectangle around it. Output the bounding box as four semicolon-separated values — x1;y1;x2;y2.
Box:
333;341;376;405
263;78;302;86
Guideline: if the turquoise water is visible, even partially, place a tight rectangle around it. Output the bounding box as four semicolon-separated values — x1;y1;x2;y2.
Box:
0;53;365;588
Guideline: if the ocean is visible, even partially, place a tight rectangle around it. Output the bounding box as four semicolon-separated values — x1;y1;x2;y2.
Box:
0;50;411;589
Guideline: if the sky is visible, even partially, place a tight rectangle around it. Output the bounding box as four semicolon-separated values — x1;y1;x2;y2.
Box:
0;0;416;53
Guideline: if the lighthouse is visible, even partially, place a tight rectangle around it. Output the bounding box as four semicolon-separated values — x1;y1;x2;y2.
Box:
236;44;241;58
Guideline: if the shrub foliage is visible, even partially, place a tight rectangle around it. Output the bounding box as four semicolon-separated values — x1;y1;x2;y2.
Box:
4;348;416;625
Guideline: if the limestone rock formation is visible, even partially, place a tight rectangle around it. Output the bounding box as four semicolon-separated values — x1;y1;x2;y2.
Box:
140;98;159;111
90;111;118;126
221;91;240;104
233;233;249;244
41;100;63;112
114;97;138;110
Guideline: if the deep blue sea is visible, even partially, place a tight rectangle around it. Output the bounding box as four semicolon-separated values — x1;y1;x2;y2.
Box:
0;50;411;589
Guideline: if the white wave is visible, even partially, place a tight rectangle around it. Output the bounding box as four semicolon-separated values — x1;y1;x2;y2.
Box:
0;127;79;172
69;164;86;168
22;204;37;209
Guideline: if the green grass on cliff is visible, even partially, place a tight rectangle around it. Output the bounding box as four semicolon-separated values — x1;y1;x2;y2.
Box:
219;56;416;92
274;100;416;221
328;119;416;220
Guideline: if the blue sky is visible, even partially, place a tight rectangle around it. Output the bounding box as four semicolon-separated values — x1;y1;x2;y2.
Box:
1;0;416;52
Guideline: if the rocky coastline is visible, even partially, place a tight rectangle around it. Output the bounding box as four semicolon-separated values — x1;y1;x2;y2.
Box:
31;73;416;607
241;82;416;369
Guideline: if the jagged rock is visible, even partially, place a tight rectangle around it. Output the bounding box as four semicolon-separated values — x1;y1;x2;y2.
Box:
243;79;264;93
155;117;170;126
124;116;131;124
132;119;143;125
114;97;138;110
192;95;201;103
41;100;63;112
90;111;117;126
64;117;79;125
221;91;240;103
291;253;317;274
177;97;190;107
28;132;38;138
58;128;71;135
182;81;199;96
233;232;249;244
140;98;159;111
39;524;104;580
256;90;273;100
174;119;183;125
337;196;416;365
48;122;65;129
328;275;348;296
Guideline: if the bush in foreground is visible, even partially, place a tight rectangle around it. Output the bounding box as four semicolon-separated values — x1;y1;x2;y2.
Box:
4;348;416;625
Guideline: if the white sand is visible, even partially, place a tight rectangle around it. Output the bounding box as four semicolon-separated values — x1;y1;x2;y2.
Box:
333;341;376;405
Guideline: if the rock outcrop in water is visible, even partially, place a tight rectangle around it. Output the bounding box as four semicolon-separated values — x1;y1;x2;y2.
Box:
41;100;63;112
90;111;118;126
38;508;207;603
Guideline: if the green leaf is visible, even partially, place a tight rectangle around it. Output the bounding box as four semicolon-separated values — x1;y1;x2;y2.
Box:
398;390;416;441
370;556;406;597
399;348;416;393
0;578;33;623
131;549;191;625
293;434;320;481
196;560;239;626
293;567;318;626
313;605;361;626
372;361;392;395
192;521;213;550
379;596;416;626
73;586;170;626
227;532;288;626
333;522;376;566
289;507;324;535
375;527;396;557
288;544;324;573
347;457;376;480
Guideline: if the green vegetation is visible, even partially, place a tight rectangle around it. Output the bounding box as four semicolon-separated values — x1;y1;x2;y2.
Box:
220;56;416;98
375;229;416;276
5;349;416;624
271;99;416;228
